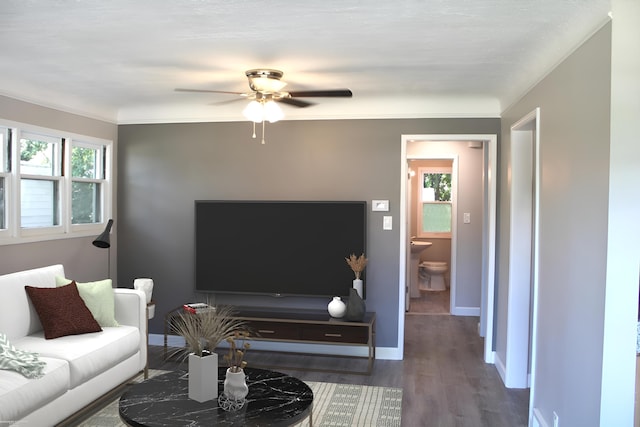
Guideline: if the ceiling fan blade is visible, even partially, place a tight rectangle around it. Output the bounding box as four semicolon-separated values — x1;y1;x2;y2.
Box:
279;97;315;108
175;88;245;95
209;98;246;106
288;89;353;98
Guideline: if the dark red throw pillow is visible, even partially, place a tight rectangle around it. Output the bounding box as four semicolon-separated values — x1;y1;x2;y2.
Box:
25;282;102;339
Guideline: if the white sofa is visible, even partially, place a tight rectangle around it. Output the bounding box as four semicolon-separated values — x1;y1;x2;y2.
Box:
0;264;147;425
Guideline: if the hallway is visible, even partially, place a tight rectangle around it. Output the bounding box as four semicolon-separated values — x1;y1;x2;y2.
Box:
402;315;529;426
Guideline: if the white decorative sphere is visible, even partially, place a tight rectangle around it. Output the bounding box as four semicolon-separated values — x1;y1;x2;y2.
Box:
328;296;346;318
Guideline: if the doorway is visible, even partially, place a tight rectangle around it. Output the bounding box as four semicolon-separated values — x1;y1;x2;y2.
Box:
398;134;497;362
406;158;456;316
497;109;540;393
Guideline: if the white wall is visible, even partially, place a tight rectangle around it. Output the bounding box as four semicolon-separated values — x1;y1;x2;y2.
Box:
500;13;640;426
600;0;640;424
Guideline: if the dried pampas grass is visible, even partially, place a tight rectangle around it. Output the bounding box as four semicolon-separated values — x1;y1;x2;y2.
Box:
170;305;245;359
345;253;368;279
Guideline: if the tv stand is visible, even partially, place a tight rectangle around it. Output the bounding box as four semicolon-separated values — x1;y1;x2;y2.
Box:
164;306;376;375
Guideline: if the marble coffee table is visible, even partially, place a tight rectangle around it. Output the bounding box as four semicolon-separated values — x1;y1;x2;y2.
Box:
119;367;313;426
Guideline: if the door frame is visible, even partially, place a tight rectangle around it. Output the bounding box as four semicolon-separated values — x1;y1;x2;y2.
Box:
405;155;459;313
399;134;497;362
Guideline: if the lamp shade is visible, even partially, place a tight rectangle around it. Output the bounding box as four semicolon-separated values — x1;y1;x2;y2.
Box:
242;100;264;123
264;100;284;123
92;219;113;248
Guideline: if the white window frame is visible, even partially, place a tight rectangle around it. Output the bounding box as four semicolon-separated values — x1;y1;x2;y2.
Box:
66;139;111;232
416;165;454;239
18;131;64;237
0;119;112;245
0;127;9;238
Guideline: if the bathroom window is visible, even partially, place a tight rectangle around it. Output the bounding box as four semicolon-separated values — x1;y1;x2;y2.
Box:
418;166;452;238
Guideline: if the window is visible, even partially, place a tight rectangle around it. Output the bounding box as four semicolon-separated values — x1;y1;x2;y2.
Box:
0;121;112;244
417;166;453;238
20;133;62;228
0;127;8;231
71;143;105;224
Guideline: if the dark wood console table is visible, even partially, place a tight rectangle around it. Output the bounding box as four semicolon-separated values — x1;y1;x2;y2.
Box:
164;306;376;375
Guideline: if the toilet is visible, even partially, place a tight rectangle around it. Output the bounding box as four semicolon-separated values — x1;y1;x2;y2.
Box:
419;261;448;291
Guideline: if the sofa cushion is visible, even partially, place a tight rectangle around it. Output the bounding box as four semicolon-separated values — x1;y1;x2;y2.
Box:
14;326;140;388
25;283;102;339
55;277;119;327
0;264;65;340
0;356;69;422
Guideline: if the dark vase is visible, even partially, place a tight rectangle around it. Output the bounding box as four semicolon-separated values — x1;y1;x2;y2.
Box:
345;287;366;321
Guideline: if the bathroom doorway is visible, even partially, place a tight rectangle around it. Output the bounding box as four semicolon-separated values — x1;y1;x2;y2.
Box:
407;158;455;315
398;134;497;363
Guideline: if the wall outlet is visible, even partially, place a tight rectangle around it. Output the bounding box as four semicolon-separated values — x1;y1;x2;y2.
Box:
553;411;559;427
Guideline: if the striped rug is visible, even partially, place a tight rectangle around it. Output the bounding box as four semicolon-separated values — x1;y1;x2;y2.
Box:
295;382;402;427
78;371;402;427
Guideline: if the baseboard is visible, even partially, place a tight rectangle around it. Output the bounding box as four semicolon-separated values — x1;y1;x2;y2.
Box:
150;333;403;361
532;407;550;427
494;351;508;385
451;306;480;316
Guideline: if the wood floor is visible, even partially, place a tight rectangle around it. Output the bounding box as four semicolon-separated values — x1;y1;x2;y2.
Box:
152;315;529;426
408;289;450;315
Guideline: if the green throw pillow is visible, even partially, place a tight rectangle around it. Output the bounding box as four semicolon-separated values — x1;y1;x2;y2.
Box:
55;276;119;327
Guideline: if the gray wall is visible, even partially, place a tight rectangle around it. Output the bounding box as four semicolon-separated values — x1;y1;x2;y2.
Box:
117;118;500;348
0;95;118;281
499;23;616;426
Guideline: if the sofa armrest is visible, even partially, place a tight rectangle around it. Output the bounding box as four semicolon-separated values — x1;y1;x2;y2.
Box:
114;288;146;329
114;288;147;373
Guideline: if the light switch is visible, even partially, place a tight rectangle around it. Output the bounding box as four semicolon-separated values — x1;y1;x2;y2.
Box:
463;212;471;224
383;216;393;230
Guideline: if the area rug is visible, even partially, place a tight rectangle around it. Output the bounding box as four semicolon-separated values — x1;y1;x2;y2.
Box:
77;371;402;427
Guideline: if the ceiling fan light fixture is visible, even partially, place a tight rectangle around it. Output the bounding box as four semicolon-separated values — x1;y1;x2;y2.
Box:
250;77;287;93
264;100;284;123
242;100;264;123
242;99;284;124
246;69;287;93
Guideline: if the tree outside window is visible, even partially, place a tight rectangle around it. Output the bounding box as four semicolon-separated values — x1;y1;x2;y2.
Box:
418;166;453;237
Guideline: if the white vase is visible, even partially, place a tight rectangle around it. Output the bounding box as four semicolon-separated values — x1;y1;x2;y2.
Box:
134;278;154;304
352;279;363;298
328;296;346;318
224;368;249;401
188;352;218;402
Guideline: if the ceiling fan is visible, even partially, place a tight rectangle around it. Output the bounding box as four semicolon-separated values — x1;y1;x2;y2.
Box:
175;68;353;109
175;69;352;144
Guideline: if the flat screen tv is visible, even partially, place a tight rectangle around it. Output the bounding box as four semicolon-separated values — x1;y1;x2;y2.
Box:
195;200;367;298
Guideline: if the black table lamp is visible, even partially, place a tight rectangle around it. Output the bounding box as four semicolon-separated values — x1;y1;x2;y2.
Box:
93;219;113;277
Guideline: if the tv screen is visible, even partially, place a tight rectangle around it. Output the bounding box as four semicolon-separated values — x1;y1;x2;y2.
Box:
195;200;367;298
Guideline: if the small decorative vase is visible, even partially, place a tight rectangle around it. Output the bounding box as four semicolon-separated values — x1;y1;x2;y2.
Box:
188;352;218;402
352;279;363;298
224;368;249;401
345;287;366;321
134;278;154;304
327;296;347;318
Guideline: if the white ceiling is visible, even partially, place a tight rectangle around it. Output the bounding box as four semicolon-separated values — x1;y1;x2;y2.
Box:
0;0;611;124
